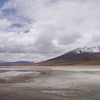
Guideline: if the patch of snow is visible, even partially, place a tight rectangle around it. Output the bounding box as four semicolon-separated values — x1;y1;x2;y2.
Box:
70;47;100;54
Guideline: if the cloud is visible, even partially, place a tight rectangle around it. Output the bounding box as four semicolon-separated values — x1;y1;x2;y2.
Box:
0;0;100;62
56;31;82;45
86;35;100;47
0;19;11;30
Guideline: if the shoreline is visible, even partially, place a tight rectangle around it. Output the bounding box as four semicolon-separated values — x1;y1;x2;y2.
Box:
0;65;100;71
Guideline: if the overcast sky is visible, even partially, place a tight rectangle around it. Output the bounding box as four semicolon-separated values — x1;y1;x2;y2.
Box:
0;0;100;62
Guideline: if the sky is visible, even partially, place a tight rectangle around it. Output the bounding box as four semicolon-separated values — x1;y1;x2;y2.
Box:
0;0;100;62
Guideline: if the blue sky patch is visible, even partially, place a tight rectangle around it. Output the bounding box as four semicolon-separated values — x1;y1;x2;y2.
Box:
25;30;29;33
11;24;22;28
2;8;17;15
0;0;8;8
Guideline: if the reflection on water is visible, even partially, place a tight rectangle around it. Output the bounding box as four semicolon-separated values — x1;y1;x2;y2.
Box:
0;71;34;78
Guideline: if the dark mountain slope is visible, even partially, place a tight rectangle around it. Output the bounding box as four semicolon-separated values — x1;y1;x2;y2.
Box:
33;47;100;66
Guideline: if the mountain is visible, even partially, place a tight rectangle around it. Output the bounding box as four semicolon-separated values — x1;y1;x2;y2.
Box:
0;61;33;66
69;47;100;54
7;61;33;64
33;47;100;66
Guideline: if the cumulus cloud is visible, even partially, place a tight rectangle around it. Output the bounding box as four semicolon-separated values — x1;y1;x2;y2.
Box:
0;19;11;30
0;0;100;62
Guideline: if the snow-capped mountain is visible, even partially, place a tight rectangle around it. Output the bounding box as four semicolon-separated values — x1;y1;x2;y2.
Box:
34;46;100;66
69;47;100;54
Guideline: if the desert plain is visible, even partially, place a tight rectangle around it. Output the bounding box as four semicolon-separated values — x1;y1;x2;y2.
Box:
0;66;100;100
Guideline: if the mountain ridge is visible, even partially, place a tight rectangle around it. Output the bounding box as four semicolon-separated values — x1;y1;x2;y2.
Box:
0;61;33;66
68;47;100;54
32;46;100;66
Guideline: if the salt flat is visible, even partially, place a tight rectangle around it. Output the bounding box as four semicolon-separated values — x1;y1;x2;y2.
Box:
0;66;100;100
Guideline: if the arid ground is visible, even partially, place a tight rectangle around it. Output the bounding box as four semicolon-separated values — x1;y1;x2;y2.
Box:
0;66;100;100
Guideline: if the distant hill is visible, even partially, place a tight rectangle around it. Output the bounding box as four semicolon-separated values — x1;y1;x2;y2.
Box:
0;61;33;66
7;61;33;64
32;47;100;66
